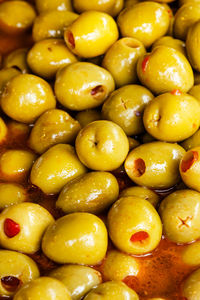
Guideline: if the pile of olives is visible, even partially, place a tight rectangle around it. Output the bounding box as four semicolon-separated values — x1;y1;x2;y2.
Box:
0;0;200;299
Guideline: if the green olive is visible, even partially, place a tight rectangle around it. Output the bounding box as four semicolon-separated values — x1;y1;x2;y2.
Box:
83;281;139;300
181;129;200;151
137;46;194;94
76;109;102;128
186;20;200;72
182;241;200;266
124;142;185;189
0;67;21;95
120;186;160;207
0;183;27;210
182;268;200;300
55;62;115;111
0;250;40;297
49;265;102;300
30;144;87;195
56;171;119;214
28;109;81;154
159;189;200;244
128;137;140;150
0;202;54;253
189;84;200;102
143;91;200;142
35;0;73;13
42;212;108;265
102;84;154;136
152;36;186;56
13;277;71;300
102;37;146;87
1;74;56;124
108;196;162;255
3;48;29;73
27;39;78;79
75;120;129;171
117;2;169;47
32;10;78;42
102;250;140;281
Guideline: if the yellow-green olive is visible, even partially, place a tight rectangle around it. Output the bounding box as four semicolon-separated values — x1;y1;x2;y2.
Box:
117;2;170;47
189;84;200;102
0;183;27;210
182;268;200;299
182;241;200;266
137;46;194;94
0;250;40;297
102;250;140;281
83;280;139;300
0;202;54;253
30;144;87;195
28;109;81;154
108;196;162;255
35;0;73;13
27;39;78;79
128;137;140;150
64;11;119;58
159;189;200;244
186;20;200;72
76;109;102;128
32;11;78;42
120;186;160;207
102;37;146;87
13;277;71;300
3;48;29;73
75;120;129;171
42;212;108;265
125;142;185;189
55;62;115;111
56;171;119;214
181;129;200;151
152;36;186;56
49;265;102;300
1;74;56;124
143;91;200;142
0;67;21;95
102;84;154;136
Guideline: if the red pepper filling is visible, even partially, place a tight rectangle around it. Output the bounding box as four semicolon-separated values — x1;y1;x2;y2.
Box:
142;56;150;73
134;158;146;177
67;31;75;49
130;231;149;243
171;89;182;96
1;276;21;292
181;151;199;172
91;85;104;97
4;218;20;238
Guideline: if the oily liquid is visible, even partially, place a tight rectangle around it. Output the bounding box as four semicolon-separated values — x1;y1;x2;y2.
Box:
0;26;197;300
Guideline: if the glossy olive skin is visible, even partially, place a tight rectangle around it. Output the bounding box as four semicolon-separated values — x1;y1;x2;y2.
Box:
55;62;115;111
102;84;154;136
137;46;194;94
102;250;140;281
76;109;102;128
179;147;200;192
3;48;29;73
27;39;77;79
182;241;200;266
108;196;162;255
75;120;129;171
182;268;200;299
0;250;40;297
0;67;21;95
174;3;200;40
0;118;7;144
32;11;78;42
143;92;200;142
102;37;146;87
117;2;169;48
181;129;200;151
73;0;124;17
186;21;200;72
56;171;119;214
84;281;139;300
120;186;160;207
152;36;186;56
35;0;73;12
125;142;185;189
30;144;87;195
159;189;200;244
0;183;27;210
0;149;36;181
13;277;71;300
42;213;108;265
1;74;56;124
189;84;200;102
28;109;81;154
64;11;119;58
49;265;102;300
0;202;54;253
0;1;36;34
